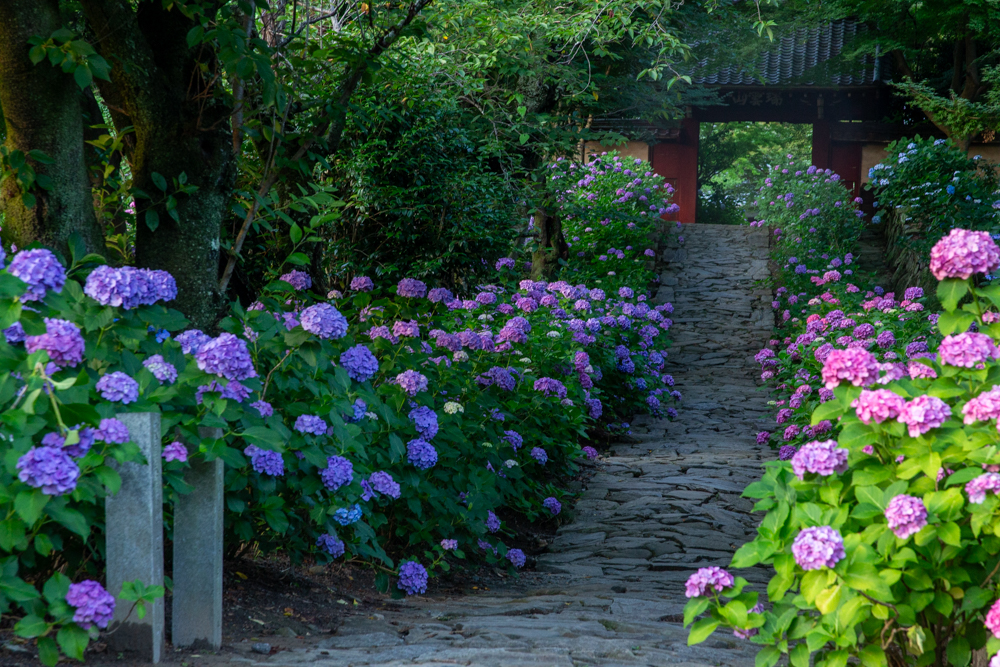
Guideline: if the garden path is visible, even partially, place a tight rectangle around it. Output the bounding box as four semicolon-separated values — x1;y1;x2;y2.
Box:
240;224;775;667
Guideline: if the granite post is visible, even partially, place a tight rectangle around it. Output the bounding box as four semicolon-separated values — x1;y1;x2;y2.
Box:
106;412;164;663
171;427;224;649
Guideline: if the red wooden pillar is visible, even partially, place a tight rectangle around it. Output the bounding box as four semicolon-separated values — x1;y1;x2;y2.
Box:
812;121;832;169
650;118;699;223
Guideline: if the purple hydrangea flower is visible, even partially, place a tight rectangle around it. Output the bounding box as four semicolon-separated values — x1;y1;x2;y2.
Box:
397;278;427;298
300;303;348;339
407;439;438;469
51;426;95;458
84;266;176;308
25;318;84;368
317;533;345;557
3;322;25;344
366;471;401;499
684;567;734;598
756;431;771;445
295;414;328;436
350;276;374;291
533;377;567;398
778;445;797;460
396;370;429;396
175;329;212;354
427;287;453;303
95;418;129;444
542;496;561;515
195;333;256;380
585;398;603;419
530;447;548;464
507;548;526;568
397;561;428;595
409;406;439;439
66;580;115;629
486;510;501;533
792;526;845;570
250;400;273;418
966;472;1000;503
8;249;65;302
244;445;284;476
17;446;79;495
143;354;178;384
441;539;458;550
885;494;928;539
96;371;139;404
279;270;312;290
502;430;523;450
582;446;598;460
163;442;188;462
486;366;516;391
196;379;249;404
321;455;354;491
340;344;379;382
791;440;848;480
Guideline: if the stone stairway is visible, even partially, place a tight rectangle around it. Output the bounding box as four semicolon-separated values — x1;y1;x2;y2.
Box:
241;224;775;667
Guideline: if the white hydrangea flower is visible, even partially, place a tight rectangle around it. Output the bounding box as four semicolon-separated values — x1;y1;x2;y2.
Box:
504;460;518;468
547;331;561;338
453;351;470;362
444;401;464;414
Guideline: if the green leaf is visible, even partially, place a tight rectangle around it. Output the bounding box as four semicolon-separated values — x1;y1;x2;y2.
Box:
730;541;760;568
946;636;970;667
42;573;70;604
289;223;303;244
150;172;168;192
37;637;59;667
811;399;844;425
145;209;160;232
790;642;810;667
938;278;969;312
46;503;90;538
938;521;962;546
72;65;93;89
0;517;26;551
687;617;719;645
682;596;710;626
756;646;780;667
0;577;40;602
14;489;48;525
859;645;887;667
14;614;48;638
56;623;89;660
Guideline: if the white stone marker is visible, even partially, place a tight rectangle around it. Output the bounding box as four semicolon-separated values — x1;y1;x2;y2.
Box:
106;412;164;663
171;427;224;649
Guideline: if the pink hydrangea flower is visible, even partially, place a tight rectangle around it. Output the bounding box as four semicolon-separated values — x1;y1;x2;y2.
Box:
821;348;880;389
852;389;906;424
929;228;1000;280
792;526;845;570
898;395;951;437
966;473;1000;504
963;387;1000;424
908;360;937;379
938;333;1000;368
884;494;927;539
986;599;1000;638
684;566;734;598
791;440;848;480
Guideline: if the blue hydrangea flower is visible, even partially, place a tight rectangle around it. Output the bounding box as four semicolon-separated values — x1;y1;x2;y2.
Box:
96;371;139;404
300;303;348;339
8;249;65;302
543;497;562;515
344;399;366;423
66;580;115;629
250;400;273;417
17;446;79;495
321;455;354;491
507;548;526;568
295;414;327;436
397;561;428;595
194;332;256;380
25;318;84;368
95;418;130;444
409;406;439;439
340;345;379;382
333;504;362;525
530;447;548;464
143;354;177;384
244;445;284;476
316;533;345;557
175;329;212;354
407;439;438;470
486;511;501;533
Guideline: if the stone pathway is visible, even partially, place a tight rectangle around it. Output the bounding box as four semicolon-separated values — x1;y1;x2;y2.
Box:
239;224;775;666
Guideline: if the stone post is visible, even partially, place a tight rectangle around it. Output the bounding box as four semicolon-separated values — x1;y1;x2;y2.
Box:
106;412;164;663
171;427;224;650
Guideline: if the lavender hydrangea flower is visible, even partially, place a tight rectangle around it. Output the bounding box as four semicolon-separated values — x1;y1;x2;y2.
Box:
792;526;845;570
17;446;80;495
96;371;139;404
898;395;951;437
300;303;348;339
321;455;354;491
295;414;327;436
684;566;734;598
175;329;212;354
427;287;453;303
542;496;561;515
95;418;129;444
485;366;516;391
195;333;256;380
279;270;312;290
66;580;115;629
441;539;458;550
938;332;1000;367
396;370;429;396
25;318;84;368
317;533;345;557
397;561;428;595
340;344;379;382
350;276;374;291
143;354;178;384
966;473;1000;503
244;445;285;476
790;440;848;480
409;406;439;439
397;278;427;298
84;266;176;308
533;377;567;398
162;441;188;462
250;400;273;418
8;249;65;301
885;494;928;539
333;504;362;525
407;439;438;469
486;511;501;533
530;447;548;464
507;548;526;568
366;471;401;499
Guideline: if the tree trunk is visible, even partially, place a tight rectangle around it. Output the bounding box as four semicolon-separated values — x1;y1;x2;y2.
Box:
530;208;567;280
82;0;235;329
0;0;105;257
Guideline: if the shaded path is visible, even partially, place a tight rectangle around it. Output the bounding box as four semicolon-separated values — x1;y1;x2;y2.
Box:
245;225;775;667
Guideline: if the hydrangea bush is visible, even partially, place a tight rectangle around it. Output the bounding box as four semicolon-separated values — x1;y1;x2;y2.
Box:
686;230;1000;667
548;152;676;291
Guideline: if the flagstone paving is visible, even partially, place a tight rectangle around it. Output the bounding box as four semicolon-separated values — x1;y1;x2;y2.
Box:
238;224;776;666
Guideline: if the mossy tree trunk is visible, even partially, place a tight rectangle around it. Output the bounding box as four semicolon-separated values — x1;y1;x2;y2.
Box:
82;0;236;329
0;0;105;257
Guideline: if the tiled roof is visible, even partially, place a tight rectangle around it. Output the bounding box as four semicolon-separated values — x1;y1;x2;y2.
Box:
694;20;880;87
